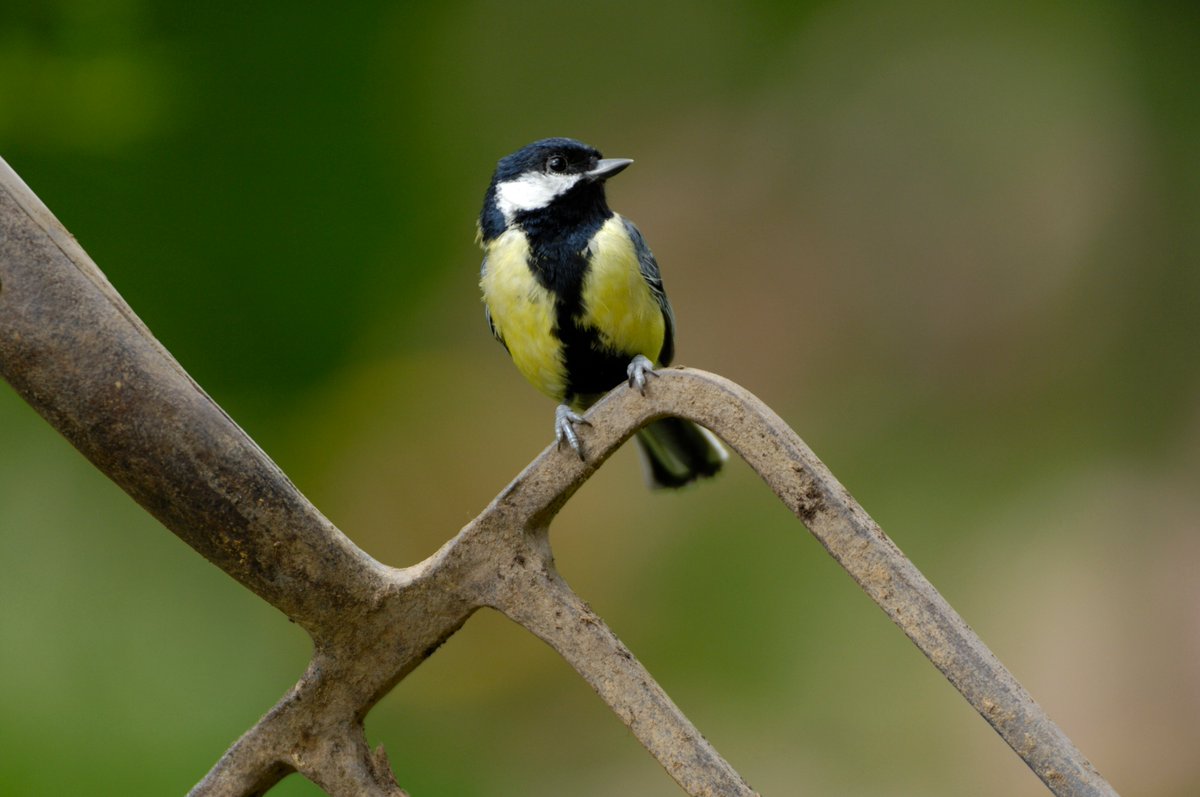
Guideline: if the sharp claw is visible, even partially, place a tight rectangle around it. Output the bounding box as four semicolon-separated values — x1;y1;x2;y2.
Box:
554;404;588;460
626;354;658;395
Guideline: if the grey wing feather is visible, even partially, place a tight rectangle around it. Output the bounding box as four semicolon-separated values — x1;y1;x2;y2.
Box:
622;217;676;366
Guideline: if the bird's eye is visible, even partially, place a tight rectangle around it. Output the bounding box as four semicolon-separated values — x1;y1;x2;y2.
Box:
546;155;567;173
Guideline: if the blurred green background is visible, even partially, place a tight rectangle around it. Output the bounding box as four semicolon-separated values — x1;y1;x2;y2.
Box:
1;1;1197;794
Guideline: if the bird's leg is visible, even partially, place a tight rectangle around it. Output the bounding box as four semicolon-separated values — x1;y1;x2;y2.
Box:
626;354;658;394
554;403;590;460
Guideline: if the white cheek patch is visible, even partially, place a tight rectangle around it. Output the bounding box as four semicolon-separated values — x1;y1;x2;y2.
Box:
495;172;582;223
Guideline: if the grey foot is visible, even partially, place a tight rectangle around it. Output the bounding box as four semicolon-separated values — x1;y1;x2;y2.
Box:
627;354;658;394
554;403;590;459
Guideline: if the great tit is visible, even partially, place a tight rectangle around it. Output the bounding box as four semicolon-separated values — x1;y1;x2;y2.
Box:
478;137;727;488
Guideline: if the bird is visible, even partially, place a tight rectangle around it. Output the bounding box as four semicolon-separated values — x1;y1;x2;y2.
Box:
477;137;727;488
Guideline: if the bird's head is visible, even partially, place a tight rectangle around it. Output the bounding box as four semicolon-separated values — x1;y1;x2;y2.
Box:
479;138;632;240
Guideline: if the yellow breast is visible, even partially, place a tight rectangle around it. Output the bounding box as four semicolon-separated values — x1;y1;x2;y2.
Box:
578;215;666;363
480;230;568;400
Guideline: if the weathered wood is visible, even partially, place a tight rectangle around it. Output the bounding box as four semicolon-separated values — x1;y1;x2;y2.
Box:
0;155;1118;797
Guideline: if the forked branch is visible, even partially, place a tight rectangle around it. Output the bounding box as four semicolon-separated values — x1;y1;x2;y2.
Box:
0;156;1118;796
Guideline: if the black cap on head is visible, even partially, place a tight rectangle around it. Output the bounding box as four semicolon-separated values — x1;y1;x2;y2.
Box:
492;137;603;182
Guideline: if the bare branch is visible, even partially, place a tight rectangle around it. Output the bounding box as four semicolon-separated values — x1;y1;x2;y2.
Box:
0;159;386;642
0;155;1118;797
488;539;756;797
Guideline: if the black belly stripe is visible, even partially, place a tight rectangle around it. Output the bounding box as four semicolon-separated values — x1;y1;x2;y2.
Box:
555;308;631;405
516;191;630;405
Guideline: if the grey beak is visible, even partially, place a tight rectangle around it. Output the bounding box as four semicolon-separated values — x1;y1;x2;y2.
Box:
586;158;633;181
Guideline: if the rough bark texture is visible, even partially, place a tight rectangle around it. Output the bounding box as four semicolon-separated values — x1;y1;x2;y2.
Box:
0;156;1119;797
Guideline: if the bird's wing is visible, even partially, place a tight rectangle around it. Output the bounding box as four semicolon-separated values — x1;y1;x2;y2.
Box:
622;216;676;366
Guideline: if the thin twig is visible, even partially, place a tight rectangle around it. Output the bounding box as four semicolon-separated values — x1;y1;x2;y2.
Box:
0;155;1118;797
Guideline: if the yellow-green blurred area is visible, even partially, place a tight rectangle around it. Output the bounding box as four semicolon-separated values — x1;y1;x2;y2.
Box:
1;0;1197;794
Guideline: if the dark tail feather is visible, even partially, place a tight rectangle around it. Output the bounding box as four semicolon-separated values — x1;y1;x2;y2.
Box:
635;417;727;489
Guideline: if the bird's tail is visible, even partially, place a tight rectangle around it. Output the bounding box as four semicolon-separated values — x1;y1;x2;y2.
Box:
635;417;728;489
